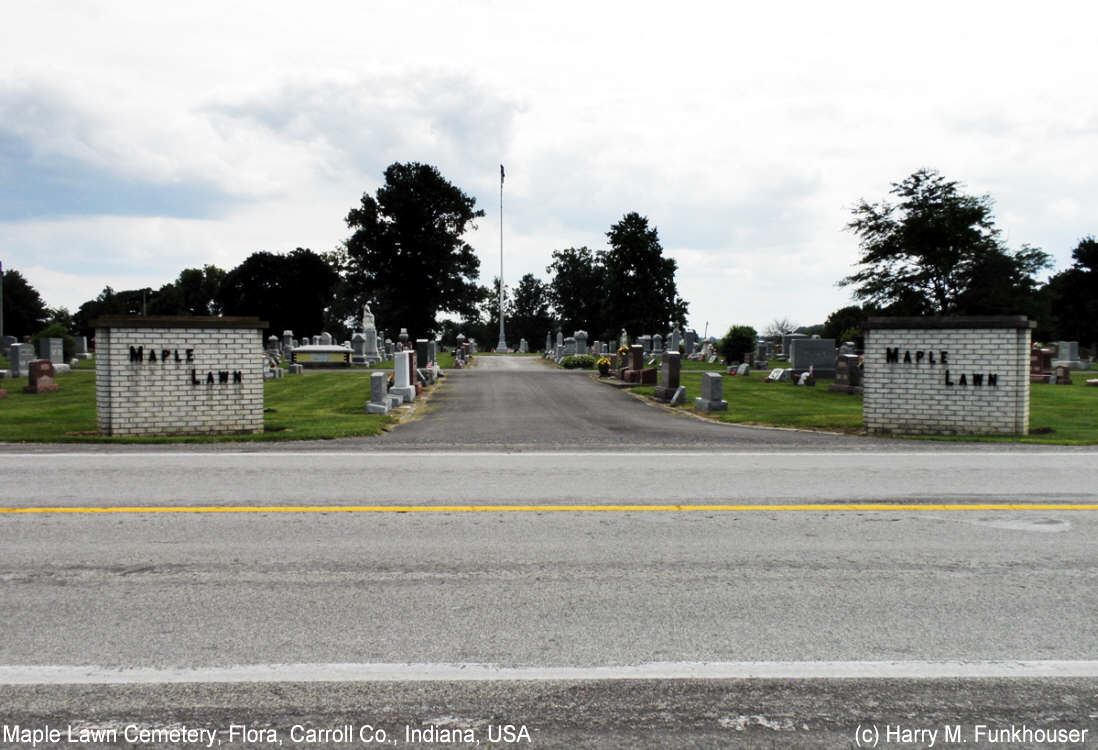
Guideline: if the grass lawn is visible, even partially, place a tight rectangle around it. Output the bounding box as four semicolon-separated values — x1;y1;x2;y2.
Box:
0;370;393;443
629;368;1098;444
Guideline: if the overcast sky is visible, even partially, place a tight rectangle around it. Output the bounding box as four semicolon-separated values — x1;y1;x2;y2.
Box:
3;1;1096;336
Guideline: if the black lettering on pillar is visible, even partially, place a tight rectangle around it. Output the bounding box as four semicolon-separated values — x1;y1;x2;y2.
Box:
190;369;200;385
945;370;954;386
885;348;899;364
232;371;242;384
988;374;998;387
206;372;214;385
218;371;229;384
972;373;984;386
129;346;143;362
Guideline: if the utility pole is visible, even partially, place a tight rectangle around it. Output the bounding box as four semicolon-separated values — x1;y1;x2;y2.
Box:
495;164;508;352
0;259;4;340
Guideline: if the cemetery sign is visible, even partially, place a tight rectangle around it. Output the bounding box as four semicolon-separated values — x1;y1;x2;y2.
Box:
93;316;267;436
862;316;1032;436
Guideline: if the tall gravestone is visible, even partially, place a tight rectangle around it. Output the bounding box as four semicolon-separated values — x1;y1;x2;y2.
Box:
685;330;697;356
670;324;681;352
8;343;32;378
545;331;552;354
654;352;681;401
415;339;429;370
391;351;416;403
38;337;63;364
564;337;577;357
574;331;588;356
789;338;836;378
362;305;382;364
639;335;652;354
365;372;391;415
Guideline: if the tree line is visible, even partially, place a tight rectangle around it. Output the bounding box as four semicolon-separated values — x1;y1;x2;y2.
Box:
3;164;1095;354
3;162;687;349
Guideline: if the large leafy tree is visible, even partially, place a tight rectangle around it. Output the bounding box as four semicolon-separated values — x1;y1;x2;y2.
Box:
215;248;339;336
602;212;688;339
1045;236;1098;346
841;169;1050;316
2;267;50;338
509;273;556;349
546;246;605;337
343;162;484;338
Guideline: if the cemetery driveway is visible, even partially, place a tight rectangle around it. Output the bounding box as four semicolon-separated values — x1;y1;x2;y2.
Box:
379;354;871;449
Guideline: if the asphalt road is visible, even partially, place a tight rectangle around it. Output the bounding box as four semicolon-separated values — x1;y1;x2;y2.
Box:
2;355;1097;748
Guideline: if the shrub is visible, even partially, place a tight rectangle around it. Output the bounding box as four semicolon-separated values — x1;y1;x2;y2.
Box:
561;354;597;369
30;322;76;362
719;325;757;365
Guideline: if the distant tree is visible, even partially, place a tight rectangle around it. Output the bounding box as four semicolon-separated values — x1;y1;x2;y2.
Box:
47;306;74;332
216;248;339;337
821;304;878;342
841;168;1051;315
30;321;76;361
461;277;503;348
546;246;605;337
602;213;688;339
509;273;556;349
176;265;226;316
795;323;826;336
1;268;50;338
763;317;797;337
1044;235;1098;348
342;162;484;339
719;325;757;365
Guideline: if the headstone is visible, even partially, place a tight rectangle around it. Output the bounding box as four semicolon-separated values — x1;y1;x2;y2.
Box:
1054;341;1084;369
266;335;279;352
427;340;437;364
781;332;807;356
74;336;92;359
351;332;368;364
8;343;32;378
23;359;58;394
519;338;528;353
591;340;600;356
828;354;864;394
365;372;391;415
765;368;790;383
652;334;662;353
630;344;644;371
399;328;409;344
839;341;856;355
735;363;749;376
670;324;681;352
685;330;697;356
669;385;686;406
707;354;717;364
619;329;628;348
546;331;552;353
695;372;727;411
415;339;429;370
391;351;416;402
0;335;15;356
282;330;294;356
601;342;608;355
574;330;588;355
289;363;304;375
38;337;63;364
639;335;653;354
653;351;681;401
311;335;321;346
1054;365;1072;385
788;338;836;378
564;337;577;357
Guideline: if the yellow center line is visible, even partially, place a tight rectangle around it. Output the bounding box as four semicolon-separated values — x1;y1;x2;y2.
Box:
2;504;1098;515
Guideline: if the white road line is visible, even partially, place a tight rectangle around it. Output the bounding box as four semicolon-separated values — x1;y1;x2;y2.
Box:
3;661;1098;684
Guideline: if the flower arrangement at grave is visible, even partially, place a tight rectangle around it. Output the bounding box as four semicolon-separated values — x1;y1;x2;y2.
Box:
596;356;611;377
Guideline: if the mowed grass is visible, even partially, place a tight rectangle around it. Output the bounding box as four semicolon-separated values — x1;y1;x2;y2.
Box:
0;370;392;443
631;367;1098;444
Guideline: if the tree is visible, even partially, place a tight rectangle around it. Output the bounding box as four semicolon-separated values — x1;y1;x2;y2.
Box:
1045;235;1098;347
176;265;226;316
841;168;1050;315
719;325;757;365
509;273;556;349
546;246;605;337
1;267;49;339
216;248;339;336
821;304;878;346
343;162;484;339
763;317;797;337
602;213;688;340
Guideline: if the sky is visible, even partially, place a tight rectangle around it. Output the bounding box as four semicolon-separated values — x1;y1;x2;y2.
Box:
2;1;1097;337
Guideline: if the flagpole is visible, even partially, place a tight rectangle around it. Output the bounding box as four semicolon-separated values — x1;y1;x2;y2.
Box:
495;164;507;352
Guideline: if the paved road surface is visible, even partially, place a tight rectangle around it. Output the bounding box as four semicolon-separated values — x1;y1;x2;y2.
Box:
2;356;1097;747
